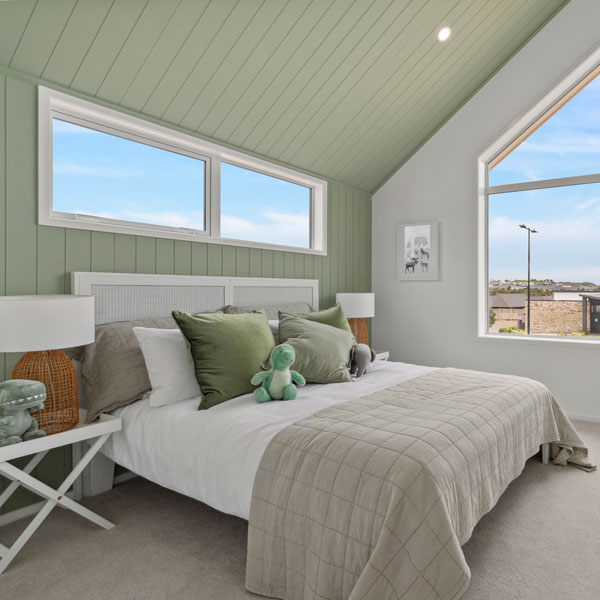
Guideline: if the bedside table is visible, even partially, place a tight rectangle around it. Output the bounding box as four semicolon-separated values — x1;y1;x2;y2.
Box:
374;350;390;361
0;408;121;574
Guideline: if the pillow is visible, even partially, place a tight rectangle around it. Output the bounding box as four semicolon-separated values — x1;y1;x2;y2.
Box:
268;320;280;345
80;316;177;423
279;303;353;335
278;314;354;384
224;302;312;321
172;309;275;410
133;327;201;408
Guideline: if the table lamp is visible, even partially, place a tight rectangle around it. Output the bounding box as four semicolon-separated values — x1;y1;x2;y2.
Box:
0;295;94;434
336;293;375;345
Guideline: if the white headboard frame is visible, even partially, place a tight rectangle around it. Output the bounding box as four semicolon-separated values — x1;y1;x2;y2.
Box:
71;272;319;325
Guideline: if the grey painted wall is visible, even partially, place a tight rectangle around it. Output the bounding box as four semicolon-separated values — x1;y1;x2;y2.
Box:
373;0;600;421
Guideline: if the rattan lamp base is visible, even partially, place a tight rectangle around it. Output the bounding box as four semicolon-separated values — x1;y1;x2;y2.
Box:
12;350;79;435
348;318;369;345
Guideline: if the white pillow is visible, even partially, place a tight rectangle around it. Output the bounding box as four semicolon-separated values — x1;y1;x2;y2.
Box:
268;319;279;345
133;327;201;408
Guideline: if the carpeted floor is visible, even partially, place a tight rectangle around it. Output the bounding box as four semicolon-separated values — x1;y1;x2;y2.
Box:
1;420;599;600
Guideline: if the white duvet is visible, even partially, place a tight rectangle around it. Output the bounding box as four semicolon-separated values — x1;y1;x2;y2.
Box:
102;361;435;520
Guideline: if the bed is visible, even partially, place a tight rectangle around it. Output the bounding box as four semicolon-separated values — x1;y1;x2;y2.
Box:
72;272;592;600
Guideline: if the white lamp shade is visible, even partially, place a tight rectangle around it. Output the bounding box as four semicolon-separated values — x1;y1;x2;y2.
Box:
336;293;375;319
0;295;95;352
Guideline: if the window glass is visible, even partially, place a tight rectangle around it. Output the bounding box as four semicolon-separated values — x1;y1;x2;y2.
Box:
489;76;600;186
488;183;600;336
220;162;310;248
52;119;205;231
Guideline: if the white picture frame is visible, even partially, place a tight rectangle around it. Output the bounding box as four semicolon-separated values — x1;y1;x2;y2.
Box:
397;222;439;281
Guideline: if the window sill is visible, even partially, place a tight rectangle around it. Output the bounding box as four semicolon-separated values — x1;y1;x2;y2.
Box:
478;333;600;349
41;213;327;256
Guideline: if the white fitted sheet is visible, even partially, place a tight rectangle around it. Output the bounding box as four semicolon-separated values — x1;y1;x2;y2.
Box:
102;361;436;520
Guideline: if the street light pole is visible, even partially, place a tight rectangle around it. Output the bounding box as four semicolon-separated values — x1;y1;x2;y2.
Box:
519;224;538;334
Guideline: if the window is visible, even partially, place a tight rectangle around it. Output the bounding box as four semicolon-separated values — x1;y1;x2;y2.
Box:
39;88;326;254
478;54;600;343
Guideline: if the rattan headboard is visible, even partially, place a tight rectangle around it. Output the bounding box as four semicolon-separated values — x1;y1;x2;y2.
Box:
71;273;319;325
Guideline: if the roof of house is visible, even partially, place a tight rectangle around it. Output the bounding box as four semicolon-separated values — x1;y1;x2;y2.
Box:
580;293;600;302
0;1;568;193
489;294;526;308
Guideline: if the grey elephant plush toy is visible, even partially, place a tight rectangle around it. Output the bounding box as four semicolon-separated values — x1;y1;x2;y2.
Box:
350;344;376;378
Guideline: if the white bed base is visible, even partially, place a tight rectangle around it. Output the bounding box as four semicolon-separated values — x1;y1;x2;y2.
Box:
70;272;320;500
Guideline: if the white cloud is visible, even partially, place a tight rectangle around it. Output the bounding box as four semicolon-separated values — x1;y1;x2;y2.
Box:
520;135;600;155
74;208;205;230
120;209;204;229
221;210;309;247
54;162;143;178
575;198;599;211
489;214;600;283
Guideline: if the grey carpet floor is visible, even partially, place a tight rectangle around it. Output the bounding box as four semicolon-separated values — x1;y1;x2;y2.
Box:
1;420;599;600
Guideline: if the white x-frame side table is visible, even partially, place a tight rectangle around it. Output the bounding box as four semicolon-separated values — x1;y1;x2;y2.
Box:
0;409;121;574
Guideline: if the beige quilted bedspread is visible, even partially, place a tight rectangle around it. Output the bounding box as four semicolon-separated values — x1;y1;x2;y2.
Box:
246;368;592;600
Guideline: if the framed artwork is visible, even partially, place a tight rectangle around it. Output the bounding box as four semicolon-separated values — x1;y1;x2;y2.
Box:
397;222;439;281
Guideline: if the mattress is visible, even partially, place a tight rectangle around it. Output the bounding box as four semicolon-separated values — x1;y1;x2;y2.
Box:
102;360;435;520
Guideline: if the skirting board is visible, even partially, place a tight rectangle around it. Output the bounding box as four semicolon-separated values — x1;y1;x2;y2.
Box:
567;412;600;424
114;471;137;486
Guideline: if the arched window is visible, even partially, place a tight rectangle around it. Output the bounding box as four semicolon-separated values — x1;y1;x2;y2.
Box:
478;52;600;343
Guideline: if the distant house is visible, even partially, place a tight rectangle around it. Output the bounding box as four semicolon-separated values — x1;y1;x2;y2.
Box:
489;294;525;331
581;293;600;334
554;292;584;301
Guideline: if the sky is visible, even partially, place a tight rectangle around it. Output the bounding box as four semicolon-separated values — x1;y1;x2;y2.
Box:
52;119;310;249
488;76;600;283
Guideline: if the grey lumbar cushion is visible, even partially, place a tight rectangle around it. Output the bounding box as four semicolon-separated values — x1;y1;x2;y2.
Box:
224;302;312;321
79;316;177;422
278;314;354;384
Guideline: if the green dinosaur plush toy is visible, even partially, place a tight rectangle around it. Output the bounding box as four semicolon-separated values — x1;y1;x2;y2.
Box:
251;343;305;403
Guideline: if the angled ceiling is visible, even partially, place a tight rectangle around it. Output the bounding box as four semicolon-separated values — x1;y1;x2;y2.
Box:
0;0;568;192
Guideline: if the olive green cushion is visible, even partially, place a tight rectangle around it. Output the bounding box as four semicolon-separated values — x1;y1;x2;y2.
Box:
278;314;354;384
279;303;353;335
172;309;275;410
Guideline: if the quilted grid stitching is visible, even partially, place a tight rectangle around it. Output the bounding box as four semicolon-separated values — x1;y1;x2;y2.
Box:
247;368;588;600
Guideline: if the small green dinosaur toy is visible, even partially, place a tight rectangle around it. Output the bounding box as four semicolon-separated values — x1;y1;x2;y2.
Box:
0;380;47;447
251;343;305;403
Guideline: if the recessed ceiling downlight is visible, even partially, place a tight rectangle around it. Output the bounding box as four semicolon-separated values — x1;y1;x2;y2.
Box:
437;26;452;42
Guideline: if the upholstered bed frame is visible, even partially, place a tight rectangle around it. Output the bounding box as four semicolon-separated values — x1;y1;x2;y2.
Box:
70;272;320;499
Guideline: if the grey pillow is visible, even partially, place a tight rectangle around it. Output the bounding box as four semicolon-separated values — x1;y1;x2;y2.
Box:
278;314;354;384
80;316;177;423
224;302;312;321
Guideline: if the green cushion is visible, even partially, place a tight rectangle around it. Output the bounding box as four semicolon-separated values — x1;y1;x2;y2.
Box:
279;303;353;335
172;310;275;410
278;314;354;384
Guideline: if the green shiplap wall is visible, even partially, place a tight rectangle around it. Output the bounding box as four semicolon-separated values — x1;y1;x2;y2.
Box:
0;72;371;516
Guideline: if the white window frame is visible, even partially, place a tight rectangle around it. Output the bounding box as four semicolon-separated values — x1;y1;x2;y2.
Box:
38;87;327;255
477;46;600;346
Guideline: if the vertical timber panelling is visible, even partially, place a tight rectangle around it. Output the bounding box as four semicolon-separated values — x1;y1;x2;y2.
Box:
0;74;372;515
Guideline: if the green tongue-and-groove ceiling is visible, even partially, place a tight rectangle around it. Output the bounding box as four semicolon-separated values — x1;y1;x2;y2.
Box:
0;0;567;192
